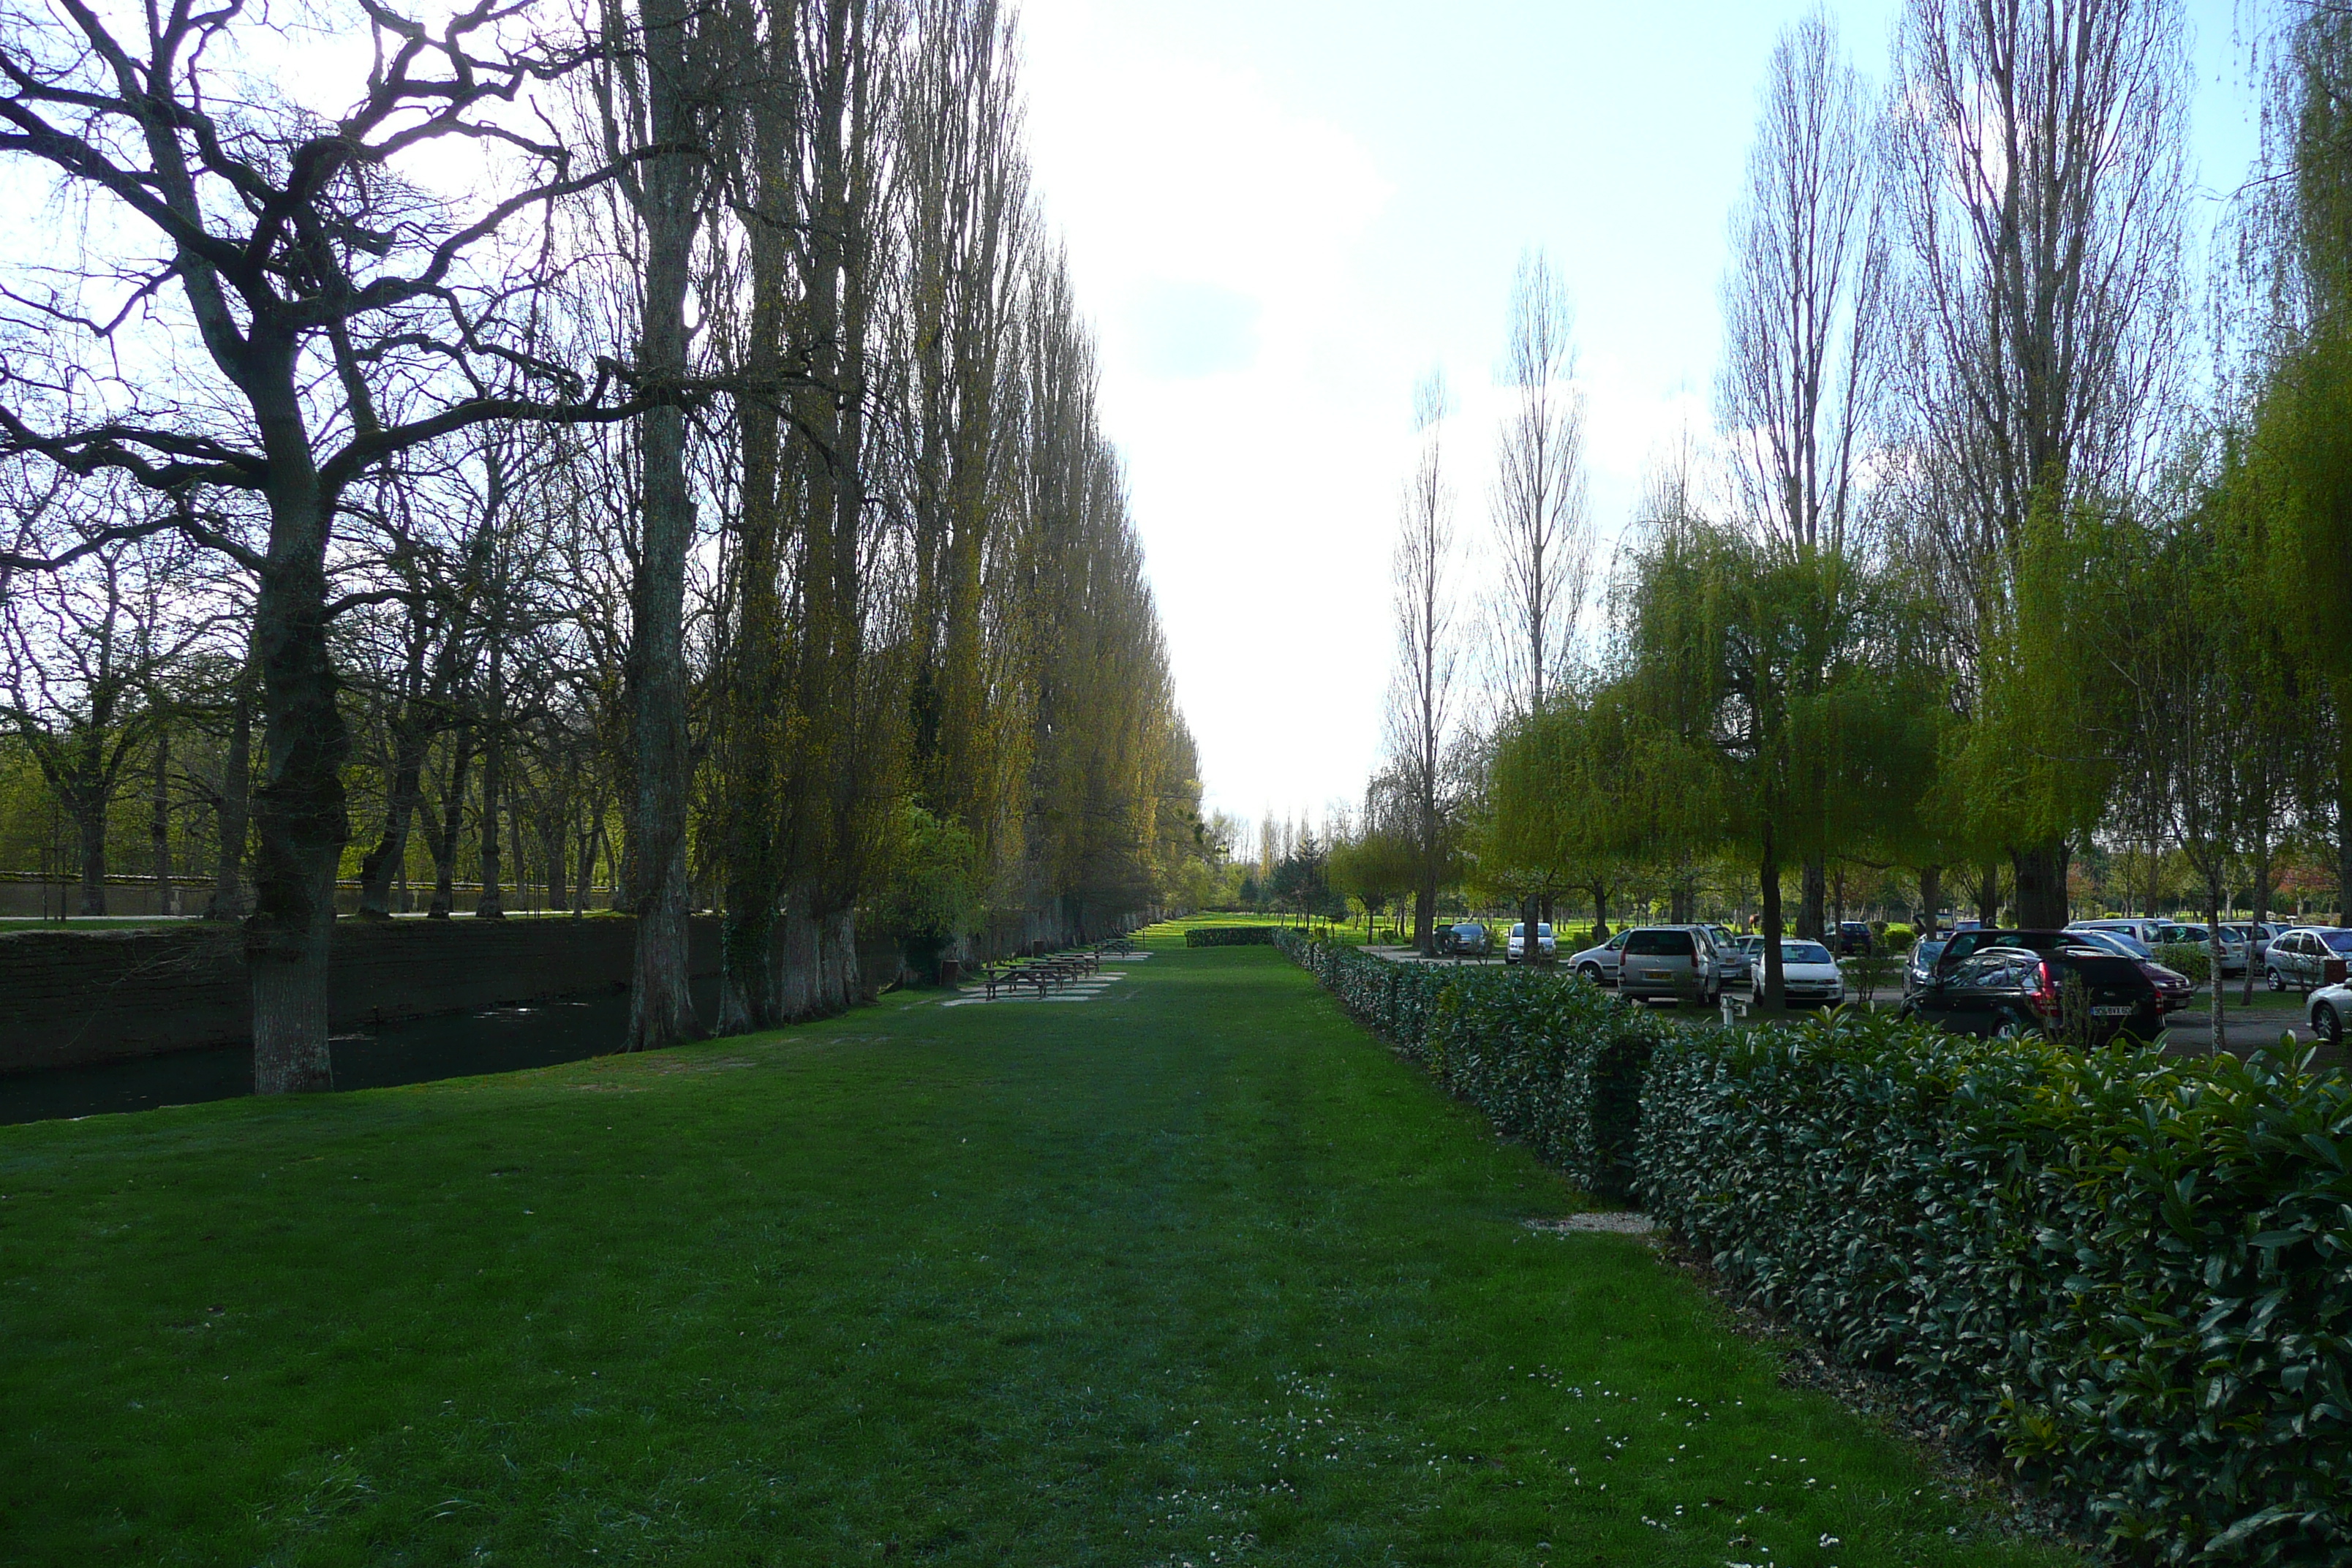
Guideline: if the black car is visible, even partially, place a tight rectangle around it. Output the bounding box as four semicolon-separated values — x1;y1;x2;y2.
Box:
1438;921;1492;957
1901;943;2165;1043
1833;920;1875;956
1930;928;2096;977
1902;938;1948;996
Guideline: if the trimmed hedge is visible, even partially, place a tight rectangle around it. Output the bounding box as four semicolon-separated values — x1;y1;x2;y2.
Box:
1275;928;1662;1197
1270;930;2352;1561
1183;925;1279;947
1647;1014;2352;1564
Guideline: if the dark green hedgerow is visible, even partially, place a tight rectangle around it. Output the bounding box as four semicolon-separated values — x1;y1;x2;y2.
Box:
1273;930;2352;1563
1275;929;1662;1198
1182;924;1278;946
1641;1011;2352;1564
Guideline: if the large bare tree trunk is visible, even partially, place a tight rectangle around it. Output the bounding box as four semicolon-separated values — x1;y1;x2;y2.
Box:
474;637;506;919
246;410;350;1095
621;0;704;1052
1758;819;1785;1011
75;796;106;916
712;41;791;1039
2012;841;2070;928
153;723;182;914
777;885;821;1019
206;674;252;921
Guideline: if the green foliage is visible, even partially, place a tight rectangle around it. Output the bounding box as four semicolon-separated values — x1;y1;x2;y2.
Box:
1275;929;1667;1199
1643;1017;2352;1563
2154;941;2214;986
1278;933;2352;1561
1183;924;1277;947
1881;922;1916;951
1946;497;2125;859
875;803;981;973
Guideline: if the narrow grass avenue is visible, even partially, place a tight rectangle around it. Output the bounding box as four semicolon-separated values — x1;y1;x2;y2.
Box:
0;921;2078;1566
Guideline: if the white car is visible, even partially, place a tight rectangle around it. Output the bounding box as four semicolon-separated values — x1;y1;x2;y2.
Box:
1505;921;1558;965
2068;917;2164;946
2220;921;2283;966
2310;981;2352;1046
1750;938;1846;1008
1704;924;1752;984
2150;921;2249;976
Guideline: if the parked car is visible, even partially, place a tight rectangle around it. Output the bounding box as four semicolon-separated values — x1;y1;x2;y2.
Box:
2310;979;2352;1045
1568;930;1632;986
2067;927;2157;960
2219;921;2282;965
1504;921;1557;965
1903;937;1949;997
1616;925;1723;1005
1438;921;1492;957
2068;917;2165;946
2061;927;2195;1010
1831;920;1875;956
1900;943;2165;1043
1930;927;2075;977
2150;921;2248;976
1755;938;1845;1008
1703;924;1752;984
2266;926;2352;992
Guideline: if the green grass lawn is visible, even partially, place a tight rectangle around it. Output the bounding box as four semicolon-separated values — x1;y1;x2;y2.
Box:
1;924;2077;1567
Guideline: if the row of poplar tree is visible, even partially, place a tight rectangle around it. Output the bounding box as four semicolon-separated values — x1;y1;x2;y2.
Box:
0;0;1208;1090
1352;0;2352;1015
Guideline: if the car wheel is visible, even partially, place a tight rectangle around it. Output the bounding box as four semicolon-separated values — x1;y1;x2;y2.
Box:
2268;966;2285;992
1992;1014;2027;1040
2315;1003;2342;1047
1578;963;1601;984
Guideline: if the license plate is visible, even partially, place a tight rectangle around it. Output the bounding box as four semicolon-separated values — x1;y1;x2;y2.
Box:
1642;970;1668;981
2092;1005;2134;1017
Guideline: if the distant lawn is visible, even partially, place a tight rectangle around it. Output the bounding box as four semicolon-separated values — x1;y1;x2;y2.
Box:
1;923;2076;1566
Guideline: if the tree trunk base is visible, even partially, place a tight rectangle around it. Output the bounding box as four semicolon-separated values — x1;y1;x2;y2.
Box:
251;951;333;1093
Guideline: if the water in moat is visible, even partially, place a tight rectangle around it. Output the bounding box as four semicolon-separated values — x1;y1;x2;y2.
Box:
0;974;722;1126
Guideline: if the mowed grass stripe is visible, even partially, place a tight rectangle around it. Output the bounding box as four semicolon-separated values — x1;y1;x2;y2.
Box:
0;928;2073;1566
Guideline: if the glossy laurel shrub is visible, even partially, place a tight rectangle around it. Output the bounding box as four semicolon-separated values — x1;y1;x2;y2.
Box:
1272;928;1666;1198
1183;926;1278;947
2154;941;2215;987
1640;1011;2352;1564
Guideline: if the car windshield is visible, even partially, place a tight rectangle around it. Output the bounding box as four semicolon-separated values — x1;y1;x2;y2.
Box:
1537;924;1552;936
2083;931;2154;959
1452;924;1482;937
1781;941;1833;964
1914;940;1947;962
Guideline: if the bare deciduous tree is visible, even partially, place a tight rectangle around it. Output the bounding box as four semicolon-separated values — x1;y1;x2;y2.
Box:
1488;251;1591;723
1387;373;1459;954
1719;5;1888;938
1891;0;2190;926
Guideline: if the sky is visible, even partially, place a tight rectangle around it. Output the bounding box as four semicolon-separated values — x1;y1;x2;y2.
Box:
1014;0;2266;836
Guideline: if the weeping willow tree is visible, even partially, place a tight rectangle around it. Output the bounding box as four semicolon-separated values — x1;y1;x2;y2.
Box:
1606;498;1942;1009
2242;4;2352;919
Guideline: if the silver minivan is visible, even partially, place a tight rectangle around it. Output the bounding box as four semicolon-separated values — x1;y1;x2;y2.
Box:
2266;927;2352;992
1616;925;1723;1005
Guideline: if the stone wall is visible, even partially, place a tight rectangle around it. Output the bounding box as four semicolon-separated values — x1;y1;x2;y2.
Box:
0;916;723;1074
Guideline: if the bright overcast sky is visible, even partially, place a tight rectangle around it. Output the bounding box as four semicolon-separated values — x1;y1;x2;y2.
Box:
1017;0;2262;832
